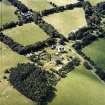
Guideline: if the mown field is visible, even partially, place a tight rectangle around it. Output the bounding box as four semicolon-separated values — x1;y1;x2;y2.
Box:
49;65;105;105
51;0;104;6
43;8;87;36
19;0;53;11
4;23;49;46
49;0;78;6
83;39;105;71
0;0;17;25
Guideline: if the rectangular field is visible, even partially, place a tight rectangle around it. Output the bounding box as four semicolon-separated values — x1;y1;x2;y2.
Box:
49;0;78;6
19;0;53;11
0;0;17;25
83;39;105;70
43;8;87;36
3;23;49;46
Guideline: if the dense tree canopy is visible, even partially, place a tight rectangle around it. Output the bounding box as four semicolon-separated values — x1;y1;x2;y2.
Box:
9;63;57;105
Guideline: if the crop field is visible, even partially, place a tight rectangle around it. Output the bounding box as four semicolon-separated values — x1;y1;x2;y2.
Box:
19;0;53;11
43;8;87;36
0;0;17;25
4;23;49;46
83;39;105;70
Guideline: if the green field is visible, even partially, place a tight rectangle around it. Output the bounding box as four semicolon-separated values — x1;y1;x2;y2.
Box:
0;0;17;25
4;23;49;46
49;65;105;105
0;0;105;105
19;0;53;11
83;39;105;70
1;39;105;105
49;0;78;6
1;63;105;105
0;42;33;105
0;42;28;74
50;0;104;6
43;8;87;36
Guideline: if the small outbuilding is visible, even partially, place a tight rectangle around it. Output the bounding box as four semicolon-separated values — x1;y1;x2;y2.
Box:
57;46;65;53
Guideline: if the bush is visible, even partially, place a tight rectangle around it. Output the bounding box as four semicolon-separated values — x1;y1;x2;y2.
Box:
83;61;92;70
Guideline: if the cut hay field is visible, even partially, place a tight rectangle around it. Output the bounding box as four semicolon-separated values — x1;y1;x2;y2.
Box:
0;0;17;25
3;23;49;46
83;39;105;71
43;8;87;36
19;0;53;11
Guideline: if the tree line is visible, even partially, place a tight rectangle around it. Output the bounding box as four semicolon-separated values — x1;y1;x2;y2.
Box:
51;58;80;78
0;32;24;53
75;50;105;81
40;2;82;17
8;0;29;13
0;32;58;55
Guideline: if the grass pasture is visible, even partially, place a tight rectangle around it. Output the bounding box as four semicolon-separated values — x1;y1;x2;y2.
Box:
0;42;28;74
83;39;105;70
4;23;49;46
49;0;78;6
19;0;53;11
0;42;33;105
43;8;87;36
0;0;105;105
49;65;105;105
0;0;17;25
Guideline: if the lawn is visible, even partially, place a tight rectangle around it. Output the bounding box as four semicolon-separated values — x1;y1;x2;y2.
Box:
49;65;105;105
43;8;87;36
19;0;53;11
83;39;105;70
49;0;78;6
0;0;17;25
4;23;49;46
